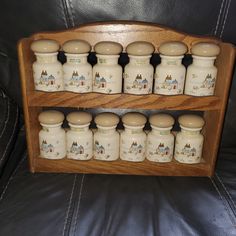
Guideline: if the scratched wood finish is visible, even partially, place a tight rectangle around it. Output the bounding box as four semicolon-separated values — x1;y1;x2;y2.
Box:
18;21;235;177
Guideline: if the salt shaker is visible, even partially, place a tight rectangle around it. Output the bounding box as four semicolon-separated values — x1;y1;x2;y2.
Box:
124;41;155;94
31;39;63;91
38;110;66;159
62;40;92;93
184;42;220;96
66;111;93;160
93;41;123;94
154;41;187;95
94;112;120;161
147;114;175;162
120;112;147;162
174;114;205;164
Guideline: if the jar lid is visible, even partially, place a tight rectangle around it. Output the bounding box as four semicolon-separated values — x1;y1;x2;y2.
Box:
62;39;91;54
126;41;155;56
95;112;120;127
66;111;92;125
122;112;147;126
159;41;187;56
94;41;123;55
191;42;220;57
178;114;205;129
149;114;175;128
38;110;64;125
31;39;60;53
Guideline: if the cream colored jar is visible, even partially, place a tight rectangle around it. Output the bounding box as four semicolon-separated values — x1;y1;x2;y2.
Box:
184;42;220;96
94;112;120;161
120;112;147;162
93;41;123;94
174;115;205;164
62;40;92;93
31;39;63;91
147;114;175;162
66;111;93;160
154;41;187;95
124;42;154;94
38;110;66;159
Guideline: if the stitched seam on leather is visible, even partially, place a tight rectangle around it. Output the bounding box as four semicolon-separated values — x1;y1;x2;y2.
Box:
220;0;231;38
0;154;26;202
73;174;85;236
62;174;77;236
0;105;18;165
60;0;70;28
67;0;75;27
210;177;236;225
0;99;10;138
214;0;226;35
215;173;236;212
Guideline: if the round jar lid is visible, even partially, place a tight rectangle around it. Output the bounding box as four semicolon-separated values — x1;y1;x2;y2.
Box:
159;41;187;56
95;112;120;127
38;110;64;125
126;41;155;56
66;111;92;125
62;39;91;54
149;114;175;128
122;112;147;126
178;114;205;129
31;39;60;53
94;41;123;55
191;42;220;57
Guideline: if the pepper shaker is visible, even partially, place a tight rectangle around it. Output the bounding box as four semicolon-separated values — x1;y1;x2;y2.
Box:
174;114;205;164
184;42;220;96
124;41;154;94
93;41;123;94
120;112;147;162
154;41;187;95
38;110;66;159
31;39;63;91
94;112;120;161
62;40;92;93
66;111;93;160
147;114;175;162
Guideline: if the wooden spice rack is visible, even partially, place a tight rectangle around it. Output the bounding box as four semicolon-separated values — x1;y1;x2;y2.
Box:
18;21;235;177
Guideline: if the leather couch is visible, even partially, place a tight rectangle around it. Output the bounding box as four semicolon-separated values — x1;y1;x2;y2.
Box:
0;0;236;235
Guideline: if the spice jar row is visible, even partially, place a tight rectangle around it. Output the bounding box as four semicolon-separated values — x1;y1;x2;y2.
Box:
38;110;205;164
31;39;220;96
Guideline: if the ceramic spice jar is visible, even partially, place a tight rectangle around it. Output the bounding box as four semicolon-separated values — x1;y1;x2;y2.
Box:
94;112;120;161
38;110;66;159
31;39;63;91
124;41;155;94
66;111;93;160
154;41;187;95
174;114;205;164
184;42;220;96
93;41;123;94
62;40;92;93
120;112;147;162
147;114;175;162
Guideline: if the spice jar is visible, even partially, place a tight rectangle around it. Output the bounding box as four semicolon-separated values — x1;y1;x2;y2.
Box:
31;39;63;91
62;40;92;93
93;41;123;94
184;42;220;96
147;114;175;162
38;110;66;159
124;41;154;94
120;112;147;162
66;111;93;160
174;114;205;164
94;112;120;161
154;41;187;95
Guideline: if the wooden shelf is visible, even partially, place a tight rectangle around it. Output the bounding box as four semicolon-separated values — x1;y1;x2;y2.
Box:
34;157;210;176
27;91;221;111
